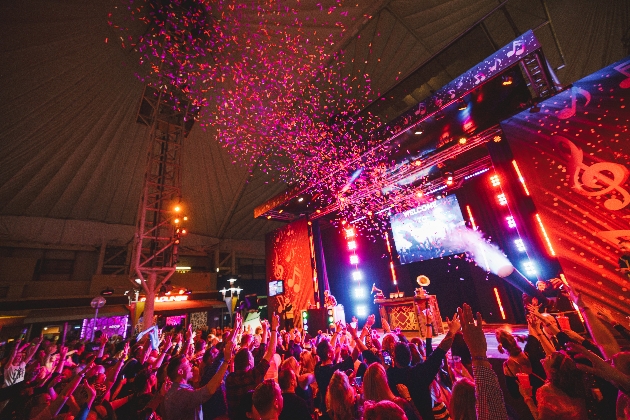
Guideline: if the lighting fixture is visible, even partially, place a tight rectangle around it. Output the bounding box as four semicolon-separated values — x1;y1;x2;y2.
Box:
522;261;537;276
354;287;366;299
414;124;424;135
502;74;513;85
457;99;467;110
514;239;526;252
298;197;304;202
444;171;454;186
497;194;508;205
350;255;359;265
352;270;362;281
458;137;467;144
506;216;517;228
490;175;501;186
345;228;355;238
135;278;142;284
100;287;114;296
347;241;357;250
493;135;502;143
493;288;506;320
356;305;367;317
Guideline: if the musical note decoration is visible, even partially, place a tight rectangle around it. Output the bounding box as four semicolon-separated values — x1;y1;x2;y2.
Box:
506;40;525;58
558;86;592;119
489;58;502;72
554;135;630;211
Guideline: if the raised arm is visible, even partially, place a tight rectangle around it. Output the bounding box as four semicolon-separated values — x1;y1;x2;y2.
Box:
458;304;508;420
263;313;279;362
570;289;621;359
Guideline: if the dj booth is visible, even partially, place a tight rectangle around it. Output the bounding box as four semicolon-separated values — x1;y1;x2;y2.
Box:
375;295;444;337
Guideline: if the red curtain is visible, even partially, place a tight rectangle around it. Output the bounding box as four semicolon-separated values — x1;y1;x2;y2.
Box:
500;57;630;318
265;218;316;328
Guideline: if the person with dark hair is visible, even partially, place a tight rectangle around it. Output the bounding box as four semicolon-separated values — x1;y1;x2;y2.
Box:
277;369;310;420
252;379;283;420
519;351;588;419
387;314;461;420
226;313;279;420
201;340;230;420
163;335;235;420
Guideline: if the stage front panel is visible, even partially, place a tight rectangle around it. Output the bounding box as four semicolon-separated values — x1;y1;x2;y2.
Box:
265;218;316;329
501;57;630;317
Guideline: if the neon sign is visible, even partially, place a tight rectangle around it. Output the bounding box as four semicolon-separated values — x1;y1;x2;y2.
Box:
140;295;189;302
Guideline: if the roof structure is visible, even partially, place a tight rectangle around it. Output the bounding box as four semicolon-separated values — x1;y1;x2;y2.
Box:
0;0;627;248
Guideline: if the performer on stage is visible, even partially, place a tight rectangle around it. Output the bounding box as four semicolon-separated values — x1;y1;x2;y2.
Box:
323;290;337;308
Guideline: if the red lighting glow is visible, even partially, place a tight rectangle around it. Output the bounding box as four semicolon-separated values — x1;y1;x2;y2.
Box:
347;241;357;250
497;194;508;205
512;160;530;196
345;228;355;238
384;233;398;286
465;205;477;230
535;214;556;256
490;175;500;187
493;288;506;320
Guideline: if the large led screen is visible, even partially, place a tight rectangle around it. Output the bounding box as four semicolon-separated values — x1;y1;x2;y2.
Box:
390;195;467;264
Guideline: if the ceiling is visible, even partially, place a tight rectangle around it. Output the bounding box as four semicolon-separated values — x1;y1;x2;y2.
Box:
0;0;627;245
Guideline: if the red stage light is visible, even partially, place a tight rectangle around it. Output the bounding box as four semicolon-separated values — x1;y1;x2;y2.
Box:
350;255;359;265
535;214;556;256
512;160;530;195
490;175;500;186
465;205;477;230
493;288;506;320
347;241;357;250
345;228;355;238
497;194;508;205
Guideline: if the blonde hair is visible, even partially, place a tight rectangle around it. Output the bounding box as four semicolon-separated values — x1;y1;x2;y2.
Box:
281;356;299;375
450;378;476;420
363;363;397;403
326;370;355;420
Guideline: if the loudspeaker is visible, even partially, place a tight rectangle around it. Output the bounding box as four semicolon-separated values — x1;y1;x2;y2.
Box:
244;294;259;312
303;308;327;335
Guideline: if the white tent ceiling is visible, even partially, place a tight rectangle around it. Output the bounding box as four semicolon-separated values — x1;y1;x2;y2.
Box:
0;0;627;244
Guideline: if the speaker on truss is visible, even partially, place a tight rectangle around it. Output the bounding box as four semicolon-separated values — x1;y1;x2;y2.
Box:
243;294;259;312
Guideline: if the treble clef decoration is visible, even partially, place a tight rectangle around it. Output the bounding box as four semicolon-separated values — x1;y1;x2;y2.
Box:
554;135;630;211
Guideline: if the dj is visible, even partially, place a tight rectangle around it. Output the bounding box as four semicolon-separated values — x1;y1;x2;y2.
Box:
323;290;337;308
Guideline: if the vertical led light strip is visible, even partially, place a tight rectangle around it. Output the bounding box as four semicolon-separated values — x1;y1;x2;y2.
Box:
535;214;556;256
384;232;398;288
512;160;530;196
345;224;366;317
465;205;477;230
493;287;506;320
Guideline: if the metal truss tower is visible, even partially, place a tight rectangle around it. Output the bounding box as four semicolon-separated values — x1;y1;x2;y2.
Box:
132;85;194;330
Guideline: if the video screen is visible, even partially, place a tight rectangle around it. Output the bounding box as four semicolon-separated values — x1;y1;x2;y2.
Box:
268;280;284;297
390;195;467;264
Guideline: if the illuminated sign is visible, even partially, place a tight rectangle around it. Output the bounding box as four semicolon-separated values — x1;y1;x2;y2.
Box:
140;295;189;302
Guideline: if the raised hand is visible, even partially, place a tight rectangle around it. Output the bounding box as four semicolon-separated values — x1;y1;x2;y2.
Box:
445;312;461;334
261;319;269;332
271;312;280;331
457;304;487;358
223;340;235;361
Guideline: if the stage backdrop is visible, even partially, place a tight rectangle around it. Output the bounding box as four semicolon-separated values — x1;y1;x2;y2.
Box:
265;218;317;329
501;57;630;318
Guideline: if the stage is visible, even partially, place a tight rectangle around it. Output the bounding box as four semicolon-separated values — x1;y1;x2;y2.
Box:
389;323;529;360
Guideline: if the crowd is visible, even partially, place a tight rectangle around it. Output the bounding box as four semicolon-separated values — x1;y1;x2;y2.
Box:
1;286;629;420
